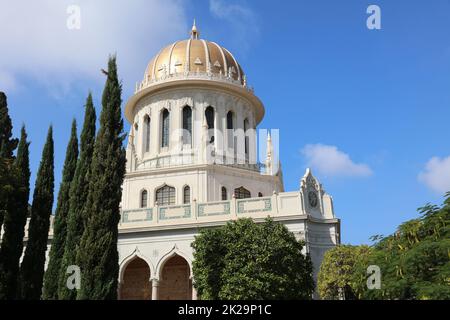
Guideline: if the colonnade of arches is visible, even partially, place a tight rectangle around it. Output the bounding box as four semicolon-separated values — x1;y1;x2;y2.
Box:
134;104;254;161
119;253;194;300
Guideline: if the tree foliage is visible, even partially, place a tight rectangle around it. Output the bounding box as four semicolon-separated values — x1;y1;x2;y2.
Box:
76;57;126;300
58;93;96;300
192;218;314;300
0;92;18;235
19;126;54;300
355;195;450;300
317;245;371;300
42;120;78;299
318;193;450;300
0;127;30;300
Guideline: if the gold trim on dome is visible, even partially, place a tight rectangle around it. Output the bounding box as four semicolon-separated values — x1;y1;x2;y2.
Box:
168;41;179;75
211;41;228;75
185;39;191;72
201;39;211;72
223;47;241;80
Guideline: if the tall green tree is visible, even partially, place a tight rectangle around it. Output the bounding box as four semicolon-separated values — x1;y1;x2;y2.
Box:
76;57;126;300
42;120;78;299
58;94;96;300
192;218;315;300
0;92;18;235
0;126;30;299
19;126;54;300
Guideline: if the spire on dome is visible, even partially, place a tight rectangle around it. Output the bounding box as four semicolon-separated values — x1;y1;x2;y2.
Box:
190;19;199;39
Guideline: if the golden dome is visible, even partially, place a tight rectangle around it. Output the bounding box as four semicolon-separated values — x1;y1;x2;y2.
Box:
144;22;245;85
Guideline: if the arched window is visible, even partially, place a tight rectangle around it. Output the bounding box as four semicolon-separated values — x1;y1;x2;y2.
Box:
156;185;175;206
182;106;192;145
140;190;148;208
227;111;234;129
244;118;249;162
161;109;170;148
227;111;234;149
221;186;227;201
144;115;151;153
234;186;251;199
258;192;263;197
205;106;214;144
183;186;191;204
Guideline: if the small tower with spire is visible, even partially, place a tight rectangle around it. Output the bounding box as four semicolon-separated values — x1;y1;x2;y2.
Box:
265;131;273;175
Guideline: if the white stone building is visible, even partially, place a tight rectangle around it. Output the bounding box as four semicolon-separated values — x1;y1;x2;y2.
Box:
115;23;340;300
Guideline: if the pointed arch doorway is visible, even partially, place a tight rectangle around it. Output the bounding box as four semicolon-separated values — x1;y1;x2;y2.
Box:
120;257;152;300
159;254;192;300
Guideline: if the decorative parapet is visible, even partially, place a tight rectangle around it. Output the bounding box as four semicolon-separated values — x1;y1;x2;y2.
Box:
237;197;272;214
135;71;255;95
136;154;195;171
119;189;337;230
121;208;153;223
134;154;264;173
159;205;191;220
198;201;231;217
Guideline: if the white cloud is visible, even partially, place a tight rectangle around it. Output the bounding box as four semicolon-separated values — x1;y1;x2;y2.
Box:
418;156;450;194
302;144;373;177
0;0;187;96
209;0;259;53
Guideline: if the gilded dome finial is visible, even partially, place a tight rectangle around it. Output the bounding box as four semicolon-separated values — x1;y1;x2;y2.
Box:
191;19;199;39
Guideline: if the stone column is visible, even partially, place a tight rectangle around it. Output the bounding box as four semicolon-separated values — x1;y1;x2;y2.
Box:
190;276;197;300
151;279;159;300
192;286;198;300
117;282;122;300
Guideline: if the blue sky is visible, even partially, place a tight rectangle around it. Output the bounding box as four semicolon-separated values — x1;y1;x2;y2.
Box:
1;0;450;244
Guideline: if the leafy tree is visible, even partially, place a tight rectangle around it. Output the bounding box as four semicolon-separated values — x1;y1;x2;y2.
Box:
76;56;126;300
58;93;96;300
0;92;18;234
42;120;78;299
19;126;54;300
0;126;30;300
317;245;371;300
191;227;226;300
352;194;450;300
192;218;314;300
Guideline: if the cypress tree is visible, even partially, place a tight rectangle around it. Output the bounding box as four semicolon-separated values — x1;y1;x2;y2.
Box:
58;94;96;300
19;126;54;300
76;56;126;300
0;126;30;299
0;92;18;234
42;120;78;299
